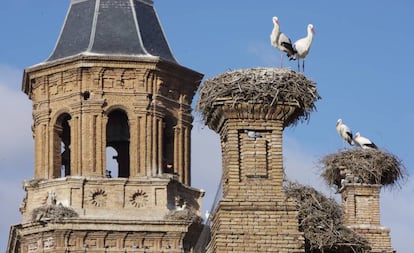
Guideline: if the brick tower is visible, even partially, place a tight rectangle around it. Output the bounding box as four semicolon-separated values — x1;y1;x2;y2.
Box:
197;68;319;253
7;0;204;252
341;183;395;253
206;111;304;252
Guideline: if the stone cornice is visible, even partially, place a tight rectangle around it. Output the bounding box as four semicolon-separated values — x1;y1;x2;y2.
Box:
23;55;203;97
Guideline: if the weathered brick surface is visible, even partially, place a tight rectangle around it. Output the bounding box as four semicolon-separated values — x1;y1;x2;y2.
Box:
350;225;394;253
206;103;305;253
208;201;304;253
342;183;395;253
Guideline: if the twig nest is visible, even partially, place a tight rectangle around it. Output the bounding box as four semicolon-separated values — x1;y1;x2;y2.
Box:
320;149;407;189
285;182;370;253
164;208;202;223
31;204;78;222
196;68;321;128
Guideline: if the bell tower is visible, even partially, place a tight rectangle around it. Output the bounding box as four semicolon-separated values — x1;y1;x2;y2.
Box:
7;0;204;252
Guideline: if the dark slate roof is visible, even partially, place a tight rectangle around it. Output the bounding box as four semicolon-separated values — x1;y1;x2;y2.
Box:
47;0;177;63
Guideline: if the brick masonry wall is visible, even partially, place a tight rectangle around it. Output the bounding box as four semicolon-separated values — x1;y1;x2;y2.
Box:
342;183;395;253
208;201;304;253
206;103;305;253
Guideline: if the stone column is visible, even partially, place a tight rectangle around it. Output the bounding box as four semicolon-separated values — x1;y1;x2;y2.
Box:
77;99;105;177
33;109;50;179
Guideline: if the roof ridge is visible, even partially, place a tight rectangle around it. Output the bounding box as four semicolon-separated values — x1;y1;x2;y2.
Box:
86;0;100;53
129;0;151;57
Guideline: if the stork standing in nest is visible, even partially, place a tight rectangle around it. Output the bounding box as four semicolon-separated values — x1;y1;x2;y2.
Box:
270;16;295;68
354;132;378;149
292;24;315;72
336;119;354;146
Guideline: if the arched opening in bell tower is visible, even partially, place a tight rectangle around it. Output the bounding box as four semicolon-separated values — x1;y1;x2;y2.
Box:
162;115;176;174
106;109;130;178
105;146;118;178
53;113;71;178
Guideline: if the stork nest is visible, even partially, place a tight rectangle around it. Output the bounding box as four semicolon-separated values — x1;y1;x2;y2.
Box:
196;68;321;127
284;182;370;253
320;149;407;189
165;208;202;224
31;204;78;222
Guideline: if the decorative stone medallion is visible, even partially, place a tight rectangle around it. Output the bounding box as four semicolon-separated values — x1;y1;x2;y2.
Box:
130;189;149;208
90;189;107;207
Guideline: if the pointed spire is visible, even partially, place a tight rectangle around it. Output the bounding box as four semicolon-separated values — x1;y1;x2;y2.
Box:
47;0;176;63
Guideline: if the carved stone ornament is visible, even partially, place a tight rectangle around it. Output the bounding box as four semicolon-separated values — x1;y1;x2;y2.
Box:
130;189;149;208
90;189;107;207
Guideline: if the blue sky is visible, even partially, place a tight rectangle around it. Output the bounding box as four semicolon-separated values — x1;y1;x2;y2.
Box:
1;0;413;252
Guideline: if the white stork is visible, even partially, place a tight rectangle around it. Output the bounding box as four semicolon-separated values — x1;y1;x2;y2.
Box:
354;132;378;149
292;24;315;72
336;119;354;146
270;16;295;67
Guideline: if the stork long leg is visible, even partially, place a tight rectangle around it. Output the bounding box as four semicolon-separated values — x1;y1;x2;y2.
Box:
302;60;305;73
297;59;300;72
342;140;348;149
280;53;284;68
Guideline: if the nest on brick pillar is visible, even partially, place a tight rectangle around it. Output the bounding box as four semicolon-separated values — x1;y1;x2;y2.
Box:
196;68;321;127
320;149;407;190
284;182;371;253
